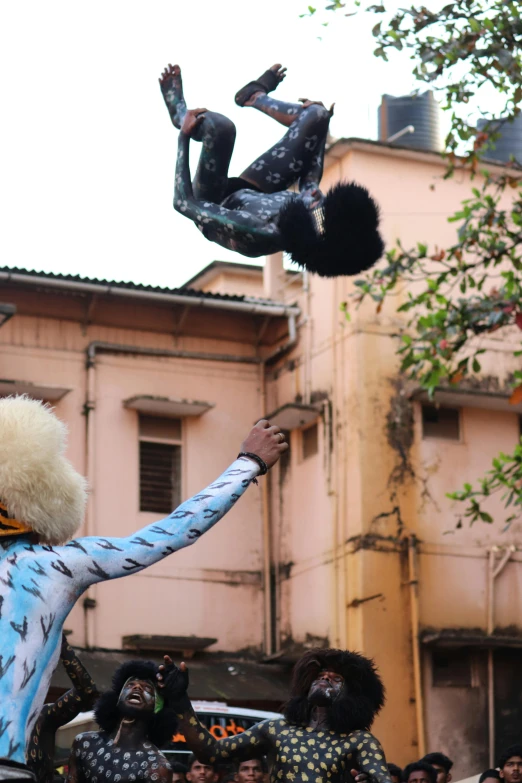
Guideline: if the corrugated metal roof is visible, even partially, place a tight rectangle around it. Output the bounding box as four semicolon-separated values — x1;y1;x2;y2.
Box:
0;265;281;307
51;648;291;702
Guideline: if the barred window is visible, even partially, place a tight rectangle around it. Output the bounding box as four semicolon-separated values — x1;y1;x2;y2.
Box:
422;404;460;440
139;417;182;514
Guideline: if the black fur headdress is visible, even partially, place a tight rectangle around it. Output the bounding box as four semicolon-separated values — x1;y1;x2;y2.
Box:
94;660;178;747
278;182;384;277
282;648;385;733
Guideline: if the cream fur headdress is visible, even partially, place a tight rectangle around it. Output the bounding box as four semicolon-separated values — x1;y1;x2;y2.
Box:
0;395;87;545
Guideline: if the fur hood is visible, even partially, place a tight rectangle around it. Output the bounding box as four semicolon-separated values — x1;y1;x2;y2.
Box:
282;648;385;733
0;395;87;544
277;181;384;277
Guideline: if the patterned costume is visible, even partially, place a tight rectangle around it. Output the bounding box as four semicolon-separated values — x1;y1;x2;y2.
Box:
178;715;389;783
164;648;391;783
160;64;384;277
67;660;178;783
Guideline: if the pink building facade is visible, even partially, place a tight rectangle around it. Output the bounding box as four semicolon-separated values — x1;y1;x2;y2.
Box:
1;138;521;774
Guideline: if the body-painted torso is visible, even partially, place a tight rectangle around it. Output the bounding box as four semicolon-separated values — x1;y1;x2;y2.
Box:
0;457;258;763
70;732;171;783
194;188;291;258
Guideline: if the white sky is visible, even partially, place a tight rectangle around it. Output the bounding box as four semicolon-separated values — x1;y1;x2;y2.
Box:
1;0;439;288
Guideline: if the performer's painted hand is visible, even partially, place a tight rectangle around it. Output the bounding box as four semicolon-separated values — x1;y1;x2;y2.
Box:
157;657;190;704
181;108;207;138
240;419;288;469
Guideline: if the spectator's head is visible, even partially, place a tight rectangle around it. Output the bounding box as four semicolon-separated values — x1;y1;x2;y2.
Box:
498;745;522;783
171;761;188;783
388;764;403;783
480;770;501;783
186;755;218;783
403;762;438;783
235;759;266;783
421;753;453;783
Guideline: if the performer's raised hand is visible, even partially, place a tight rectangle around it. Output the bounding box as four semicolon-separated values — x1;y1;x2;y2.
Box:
157;657;190;703
240;419;288;470
181;108;207;138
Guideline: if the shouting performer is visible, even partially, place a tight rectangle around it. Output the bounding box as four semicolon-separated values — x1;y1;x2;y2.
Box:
67;660;178;783
0;396;287;779
159;63;384;277
158;648;390;783
28;635;99;783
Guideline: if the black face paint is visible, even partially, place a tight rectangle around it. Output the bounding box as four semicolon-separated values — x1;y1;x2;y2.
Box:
118;679;156;713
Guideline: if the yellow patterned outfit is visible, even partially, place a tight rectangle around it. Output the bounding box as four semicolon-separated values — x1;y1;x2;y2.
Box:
177;713;390;783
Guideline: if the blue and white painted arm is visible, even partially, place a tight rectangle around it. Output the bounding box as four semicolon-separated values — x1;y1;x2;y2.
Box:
52;456;259;591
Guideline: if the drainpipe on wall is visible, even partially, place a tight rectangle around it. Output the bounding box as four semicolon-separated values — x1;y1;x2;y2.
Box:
260;314;299;656
259;360;274;657
82;348;97;649
303;269;312;405
486;545;515;766
408;536;426;757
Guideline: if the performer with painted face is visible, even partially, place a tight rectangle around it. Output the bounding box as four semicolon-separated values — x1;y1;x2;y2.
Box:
67;660;178;783
158;648;391;783
0;396;287;780
159;64;384;278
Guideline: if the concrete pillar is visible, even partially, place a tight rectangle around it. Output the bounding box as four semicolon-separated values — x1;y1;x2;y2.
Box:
263;252;285;302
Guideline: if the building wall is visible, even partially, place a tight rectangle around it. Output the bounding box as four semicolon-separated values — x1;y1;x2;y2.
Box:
0;309;266;653
1;142;520;773
263;145;522;771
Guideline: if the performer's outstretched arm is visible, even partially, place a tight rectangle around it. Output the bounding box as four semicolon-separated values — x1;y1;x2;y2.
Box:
52;422;286;593
348;732;391;783
56;635;99;715
160;660;271;761
28;636;99;778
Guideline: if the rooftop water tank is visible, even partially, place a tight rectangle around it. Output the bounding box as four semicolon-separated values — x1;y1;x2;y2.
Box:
379;91;443;153
477;115;522;165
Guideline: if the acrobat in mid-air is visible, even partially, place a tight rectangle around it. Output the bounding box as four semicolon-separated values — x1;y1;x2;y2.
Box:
159;63;384;278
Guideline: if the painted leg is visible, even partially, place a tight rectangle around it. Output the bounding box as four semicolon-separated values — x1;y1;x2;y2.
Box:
240;102;331;193
191;111;237;202
247;93;305;128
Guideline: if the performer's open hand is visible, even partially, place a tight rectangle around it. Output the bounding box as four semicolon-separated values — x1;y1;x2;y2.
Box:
181;108;207;138
240;419;288;470
157;658;190;701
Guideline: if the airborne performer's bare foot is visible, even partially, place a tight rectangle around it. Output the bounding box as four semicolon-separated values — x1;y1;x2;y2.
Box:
236;63;287;107
160;62;384;277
